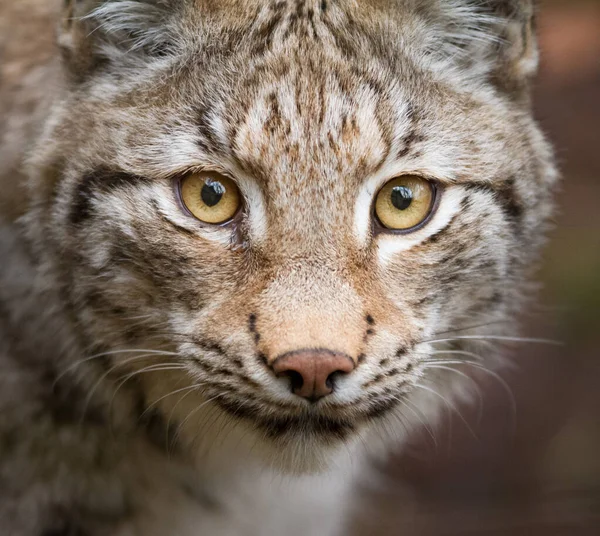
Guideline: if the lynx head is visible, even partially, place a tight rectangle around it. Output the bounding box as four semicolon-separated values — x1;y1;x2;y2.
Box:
26;0;556;471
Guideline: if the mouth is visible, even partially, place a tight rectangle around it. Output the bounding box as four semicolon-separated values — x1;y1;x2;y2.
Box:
213;390;400;442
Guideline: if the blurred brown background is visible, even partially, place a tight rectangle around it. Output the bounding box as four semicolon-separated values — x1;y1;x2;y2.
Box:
353;1;600;534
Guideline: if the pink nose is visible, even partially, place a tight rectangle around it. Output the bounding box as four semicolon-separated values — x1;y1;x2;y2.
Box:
271;349;356;402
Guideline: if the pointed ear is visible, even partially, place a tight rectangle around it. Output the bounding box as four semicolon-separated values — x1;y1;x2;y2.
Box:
485;0;539;92
58;0;180;78
429;0;539;96
58;0;94;74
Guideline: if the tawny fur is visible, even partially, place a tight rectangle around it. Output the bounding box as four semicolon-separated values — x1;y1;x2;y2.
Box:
0;1;557;535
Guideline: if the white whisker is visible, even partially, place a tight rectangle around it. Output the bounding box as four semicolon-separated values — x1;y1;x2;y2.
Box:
139;384;200;420
424;335;563;346
429;349;485;362
422;364;484;424
396;397;438;448
413;382;478;441
79;353;182;426
172;392;226;449
54;348;179;387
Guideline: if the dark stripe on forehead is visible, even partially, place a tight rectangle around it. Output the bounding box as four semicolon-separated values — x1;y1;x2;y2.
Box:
70;168;147;225
396;130;425;160
251;2;286;55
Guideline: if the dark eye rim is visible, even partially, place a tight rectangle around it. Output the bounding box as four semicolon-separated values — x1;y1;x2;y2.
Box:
372;176;442;235
173;172;244;227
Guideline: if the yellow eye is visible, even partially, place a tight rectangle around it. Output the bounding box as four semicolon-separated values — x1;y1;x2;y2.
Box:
179;172;241;224
374;175;436;231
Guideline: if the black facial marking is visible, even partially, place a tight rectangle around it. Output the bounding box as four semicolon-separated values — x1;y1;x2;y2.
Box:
70;168;147;225
261;414;354;441
193;338;229;357
238;374;261;390
396;130;424;159
419;213;460;246
396;346;407;357
364;373;385;388
320;15;358;58
495;177;524;224
213;396;261;423
364;396;401;419
248;313;261;344
195;359;253;383
306;7;319;37
265;92;285;134
253;5;285;54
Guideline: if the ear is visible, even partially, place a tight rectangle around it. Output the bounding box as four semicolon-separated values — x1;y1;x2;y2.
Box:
483;0;539;91
58;0;180;77
430;0;538;96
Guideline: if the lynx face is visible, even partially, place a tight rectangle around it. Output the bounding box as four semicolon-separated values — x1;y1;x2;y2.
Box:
27;0;556;470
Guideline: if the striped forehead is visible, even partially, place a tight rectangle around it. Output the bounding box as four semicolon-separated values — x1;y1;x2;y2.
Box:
230;70;391;203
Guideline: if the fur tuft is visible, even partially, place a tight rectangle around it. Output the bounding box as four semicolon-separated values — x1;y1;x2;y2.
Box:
412;0;538;85
79;0;182;57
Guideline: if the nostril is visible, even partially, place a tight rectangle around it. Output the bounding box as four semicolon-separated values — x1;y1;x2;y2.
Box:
279;369;304;392
325;370;348;391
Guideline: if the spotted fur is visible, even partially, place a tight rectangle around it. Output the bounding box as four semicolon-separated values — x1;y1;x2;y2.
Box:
0;0;557;534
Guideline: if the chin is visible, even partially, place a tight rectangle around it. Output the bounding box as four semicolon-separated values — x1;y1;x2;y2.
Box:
176;398;370;475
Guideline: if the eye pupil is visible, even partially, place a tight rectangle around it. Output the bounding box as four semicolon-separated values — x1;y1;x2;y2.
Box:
390;185;413;211
201;179;225;207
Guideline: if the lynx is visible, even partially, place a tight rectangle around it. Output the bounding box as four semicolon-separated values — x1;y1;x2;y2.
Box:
0;0;557;534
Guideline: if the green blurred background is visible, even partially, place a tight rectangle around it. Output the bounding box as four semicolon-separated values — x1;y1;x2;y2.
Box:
353;1;600;534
